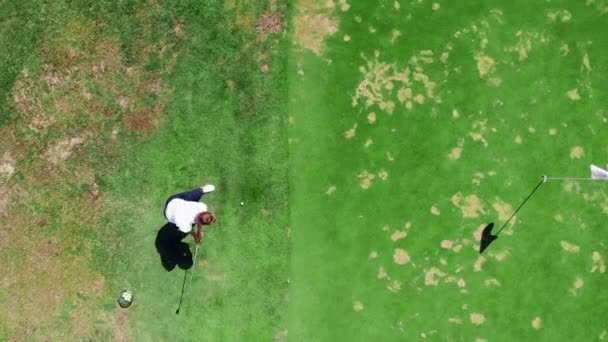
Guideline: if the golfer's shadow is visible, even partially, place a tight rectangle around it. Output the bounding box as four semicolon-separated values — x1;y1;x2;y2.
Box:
155;223;194;272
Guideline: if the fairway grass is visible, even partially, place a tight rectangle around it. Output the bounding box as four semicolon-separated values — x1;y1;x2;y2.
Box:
1;0;290;340
288;0;608;340
1;0;607;340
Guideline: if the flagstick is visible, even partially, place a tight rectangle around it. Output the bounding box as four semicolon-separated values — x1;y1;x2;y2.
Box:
494;178;545;236
546;177;608;181
481;166;608;253
495;175;606;236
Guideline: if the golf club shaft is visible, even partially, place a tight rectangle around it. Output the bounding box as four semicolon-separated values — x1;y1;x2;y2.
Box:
188;243;200;295
175;268;189;314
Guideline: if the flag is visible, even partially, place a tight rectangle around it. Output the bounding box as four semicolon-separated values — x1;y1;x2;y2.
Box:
591;164;608;179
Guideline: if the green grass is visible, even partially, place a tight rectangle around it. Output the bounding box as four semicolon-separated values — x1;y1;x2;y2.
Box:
288;0;608;341
1;0;607;340
0;0;290;340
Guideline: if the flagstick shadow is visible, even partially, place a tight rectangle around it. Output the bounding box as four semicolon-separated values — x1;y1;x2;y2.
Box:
479;222;498;254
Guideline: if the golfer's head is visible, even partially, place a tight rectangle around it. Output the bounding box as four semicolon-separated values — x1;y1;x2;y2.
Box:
196;211;216;225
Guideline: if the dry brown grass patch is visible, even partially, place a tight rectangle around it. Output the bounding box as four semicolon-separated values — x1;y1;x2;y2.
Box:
123;103;164;131
256;12;283;35
293;0;338;55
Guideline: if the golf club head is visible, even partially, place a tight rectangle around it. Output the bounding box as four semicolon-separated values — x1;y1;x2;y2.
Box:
479;222;498;254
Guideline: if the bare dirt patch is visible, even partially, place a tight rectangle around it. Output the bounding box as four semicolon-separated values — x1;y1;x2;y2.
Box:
569;146;584;159
353;300;364;312
424;267;446;286
293;0;338;55
123;103;164;132
532;317;542;330
514;135;522;144
391;230;407;241
256;12;283;35
357;170;375;189
474;255;486;272
367;112;376;124
0;151;16;179
344;123;357;138
387;279;402;293
570;277;584;295
494;249;511;261
582;52;592;71
352;50;440;114
377;170;388;181
393;248;410;265
591;251;605;273
449;317;463;324
431;206;441;216
46;136;85;164
275;329;289;341
139;78;163;95
452;192;485;218
485;278;501;287
563;180;581;194
441;240;454;249
377;266;388;279
0;186;10;216
174;20;185;38
470;313;486;325
449;147;462;160
567;88;581;101
474;54;495;77
493;198;514;223
107;309;131;341
561;240;580;253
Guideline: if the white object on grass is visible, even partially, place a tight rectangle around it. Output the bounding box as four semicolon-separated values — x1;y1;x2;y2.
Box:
240;202;244;206
591;164;608;179
118;289;133;308
202;184;216;193
545;164;608;181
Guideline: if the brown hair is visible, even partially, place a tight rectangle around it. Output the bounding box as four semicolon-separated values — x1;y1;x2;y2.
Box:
199;211;216;225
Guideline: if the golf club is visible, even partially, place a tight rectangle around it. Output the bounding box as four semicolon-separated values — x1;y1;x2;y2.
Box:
175;241;201;314
188;242;201;294
175;268;188;314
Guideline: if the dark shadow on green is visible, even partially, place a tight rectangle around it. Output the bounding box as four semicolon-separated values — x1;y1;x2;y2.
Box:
479;222;498;254
154;223;193;271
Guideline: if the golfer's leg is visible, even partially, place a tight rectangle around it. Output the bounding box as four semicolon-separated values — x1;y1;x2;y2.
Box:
172;188;204;202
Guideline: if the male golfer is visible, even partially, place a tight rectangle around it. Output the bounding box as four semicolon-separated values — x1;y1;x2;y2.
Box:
163;185;217;244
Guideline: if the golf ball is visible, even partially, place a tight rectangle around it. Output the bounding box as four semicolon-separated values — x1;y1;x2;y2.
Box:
240;202;244;206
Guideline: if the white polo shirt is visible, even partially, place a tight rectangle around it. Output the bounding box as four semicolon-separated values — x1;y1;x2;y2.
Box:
165;199;207;233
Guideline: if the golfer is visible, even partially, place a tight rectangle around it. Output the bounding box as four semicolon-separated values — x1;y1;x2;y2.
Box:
163;185;217;244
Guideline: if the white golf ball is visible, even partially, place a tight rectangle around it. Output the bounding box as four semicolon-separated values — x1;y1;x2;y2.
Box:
240;202;244;206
